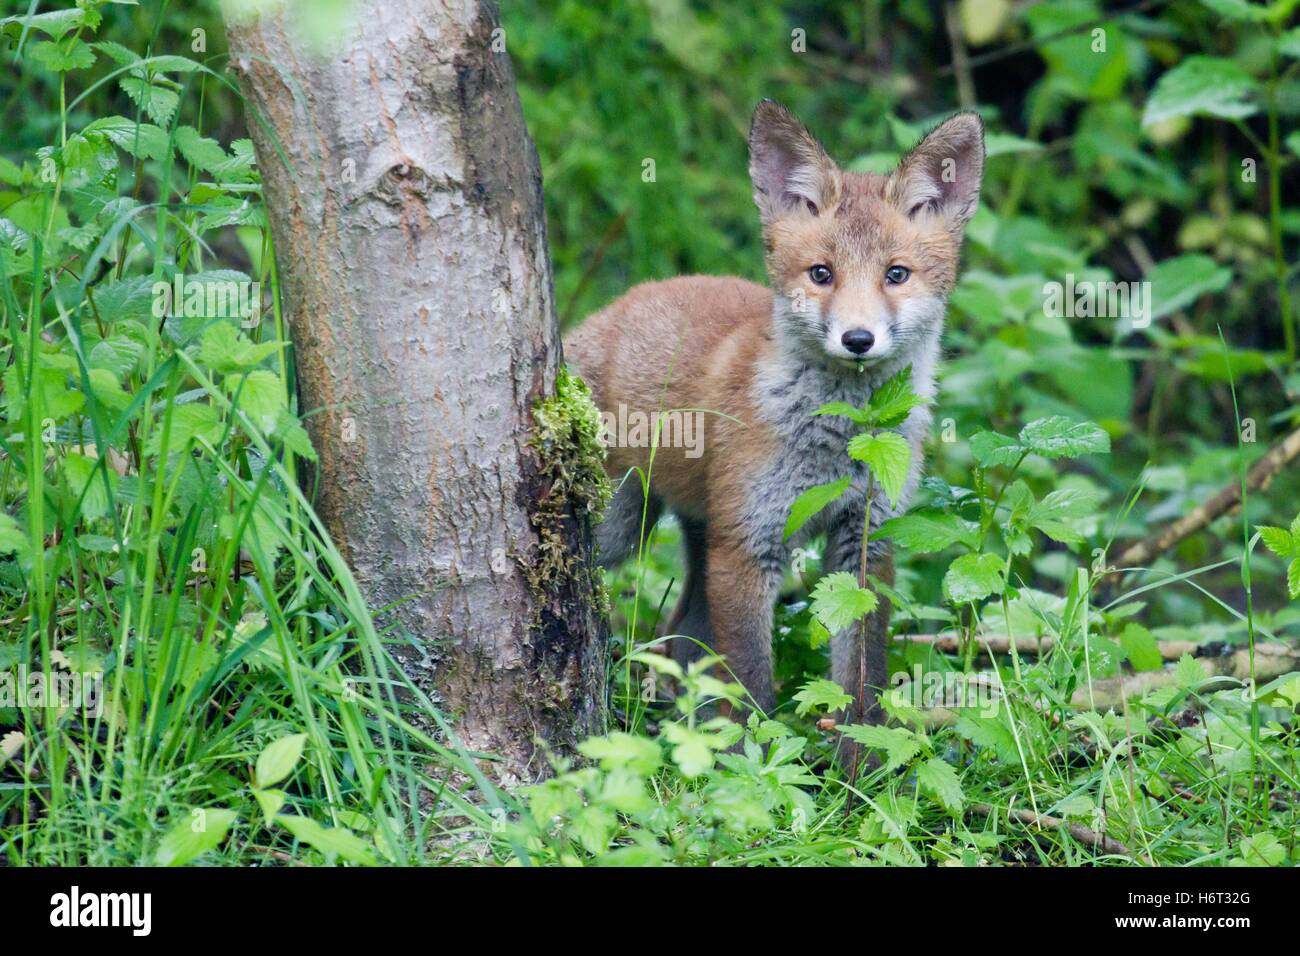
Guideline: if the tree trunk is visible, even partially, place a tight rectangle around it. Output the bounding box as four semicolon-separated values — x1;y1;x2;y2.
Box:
224;0;607;785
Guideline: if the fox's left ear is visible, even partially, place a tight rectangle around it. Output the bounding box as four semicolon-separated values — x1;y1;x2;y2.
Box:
888;112;985;231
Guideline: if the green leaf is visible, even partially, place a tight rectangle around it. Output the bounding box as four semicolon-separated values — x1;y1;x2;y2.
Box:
29;38;96;72
175;126;235;174
1281;26;1300;58
577;732;662;774
943;553;1005;605
1257;525;1297;558
0;513;30;558
1142;56;1259;127
873;511;980;553
253;788;286;824
155;808;238;866
810;571;878;633
0;9;94;41
1018;416;1110;459
144;402;223;456
62;452;115;522
784;475;851;539
793;678;853;717
1288;559;1300;601
954;711;1019;762
119;75;180;127
83;116;172;162
255;732;307;787
276;814;377;865
813;401;869;424
1026;487;1102;544
846;430;911;507
839;723;922;772
197;322;282;373
867;365;926;427
1148;255;1233;321
1119;623;1163;672
1174;653;1206;688
916;756;964;813
1199;0;1286;22
272;409;317;462
660;722;717;777
968;430;1022;468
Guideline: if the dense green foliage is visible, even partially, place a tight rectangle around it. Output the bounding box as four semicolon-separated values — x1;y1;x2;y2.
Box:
1;0;1298;866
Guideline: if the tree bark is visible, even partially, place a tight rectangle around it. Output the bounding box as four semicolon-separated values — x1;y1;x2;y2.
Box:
224;0;607;785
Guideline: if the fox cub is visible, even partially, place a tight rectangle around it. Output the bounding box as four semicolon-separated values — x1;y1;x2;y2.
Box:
564;101;984;722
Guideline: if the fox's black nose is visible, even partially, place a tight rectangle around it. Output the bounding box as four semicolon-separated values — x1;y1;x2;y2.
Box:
841;329;875;355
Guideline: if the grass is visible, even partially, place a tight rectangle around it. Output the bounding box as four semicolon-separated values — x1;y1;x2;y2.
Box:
2;0;1297;868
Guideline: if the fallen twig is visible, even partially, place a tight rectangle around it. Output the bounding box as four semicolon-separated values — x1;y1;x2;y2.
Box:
972;802;1146;861
1112;424;1300;573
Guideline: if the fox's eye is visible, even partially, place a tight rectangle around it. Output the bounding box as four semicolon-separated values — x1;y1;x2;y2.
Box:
809;264;833;285
885;265;911;285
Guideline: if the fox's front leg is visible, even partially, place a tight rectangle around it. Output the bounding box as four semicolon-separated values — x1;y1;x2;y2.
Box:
828;519;894;727
704;533;780;715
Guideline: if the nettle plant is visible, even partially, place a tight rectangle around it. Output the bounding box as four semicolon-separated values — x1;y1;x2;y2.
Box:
517;650;818;864
782;365;927;651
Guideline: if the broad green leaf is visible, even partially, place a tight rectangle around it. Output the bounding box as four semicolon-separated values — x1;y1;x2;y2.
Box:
1199;0;1285;21
968;430;1021;468
276;814;377;865
846;430;911;507
943;553;1005;604
175;126;234;174
1281;26;1300;58
784;475;851;539
156;808;237;866
1288;559;1300;600
660;722;717;777
30;38;96;72
810;572;878;633
793;678;854;717
873;511;980;552
1174;653;1206;688
1142;56;1259;126
867;365;926;427
253;788;286;823
119;75;180;126
83;116;172;162
256;732;307;787
144;402;222;456
1257;525;1297;558
1119;623;1163;672
954;711;1018;762
0;513;30;557
0;9;94;40
62;452;115;522
813;401;869;424
272;409;317;462
839;723;922;771
1018;416;1110;459
916;756;964;813
1148;255;1233;320
197;322;282;373
578;732;663;774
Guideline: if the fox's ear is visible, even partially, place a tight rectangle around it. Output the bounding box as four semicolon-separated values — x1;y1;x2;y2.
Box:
888;112;985;230
748;100;841;222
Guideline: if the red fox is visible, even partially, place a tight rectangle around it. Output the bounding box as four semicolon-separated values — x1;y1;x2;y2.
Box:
564;101;984;723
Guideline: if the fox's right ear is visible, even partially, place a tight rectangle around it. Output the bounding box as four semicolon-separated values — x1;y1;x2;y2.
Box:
748;100;841;223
